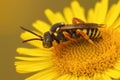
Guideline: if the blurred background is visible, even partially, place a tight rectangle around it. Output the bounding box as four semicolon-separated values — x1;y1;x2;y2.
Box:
0;0;117;80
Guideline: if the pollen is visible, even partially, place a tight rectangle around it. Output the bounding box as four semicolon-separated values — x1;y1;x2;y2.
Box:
51;28;120;77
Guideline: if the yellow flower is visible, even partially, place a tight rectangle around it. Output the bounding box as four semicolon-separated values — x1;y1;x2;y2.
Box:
15;0;120;80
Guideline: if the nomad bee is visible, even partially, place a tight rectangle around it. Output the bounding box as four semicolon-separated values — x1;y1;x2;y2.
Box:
21;17;103;48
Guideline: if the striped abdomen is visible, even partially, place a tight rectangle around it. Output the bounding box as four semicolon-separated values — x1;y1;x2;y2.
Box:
82;28;102;39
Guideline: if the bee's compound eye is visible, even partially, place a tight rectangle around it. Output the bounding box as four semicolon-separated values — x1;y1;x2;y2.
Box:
43;32;53;48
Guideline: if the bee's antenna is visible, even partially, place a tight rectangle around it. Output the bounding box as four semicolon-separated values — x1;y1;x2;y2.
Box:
22;38;43;43
20;26;43;39
20;26;43;43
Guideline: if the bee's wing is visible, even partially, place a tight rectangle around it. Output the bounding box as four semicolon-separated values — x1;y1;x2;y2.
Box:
97;24;105;28
60;24;104;30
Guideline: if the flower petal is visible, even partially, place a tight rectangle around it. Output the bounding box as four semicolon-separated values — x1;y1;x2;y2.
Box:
114;59;120;71
71;0;86;22
15;61;53;73
15;56;51;61
70;75;78;80
63;7;74;24
94;0;108;23
57;74;71;80
111;17;120;30
101;73;112;80
45;9;66;24
45;9;56;24
105;0;120;27
17;48;52;56
55;12;67;23
21;31;44;48
92;73;102;80
25;68;58;80
78;76;91;80
94;2;101;23
87;8;95;23
32;20;50;33
105;69;120;79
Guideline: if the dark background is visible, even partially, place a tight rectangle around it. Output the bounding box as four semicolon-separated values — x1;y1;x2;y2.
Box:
0;0;117;80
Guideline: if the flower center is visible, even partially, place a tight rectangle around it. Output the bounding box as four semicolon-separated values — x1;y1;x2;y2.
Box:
51;29;120;77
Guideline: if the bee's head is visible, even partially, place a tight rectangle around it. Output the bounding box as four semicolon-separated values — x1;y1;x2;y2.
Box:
43;32;53;48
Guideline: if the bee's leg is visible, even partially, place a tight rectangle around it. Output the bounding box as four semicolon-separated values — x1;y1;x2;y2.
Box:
72;17;85;24
71;18;85;38
76;29;95;45
62;31;76;41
